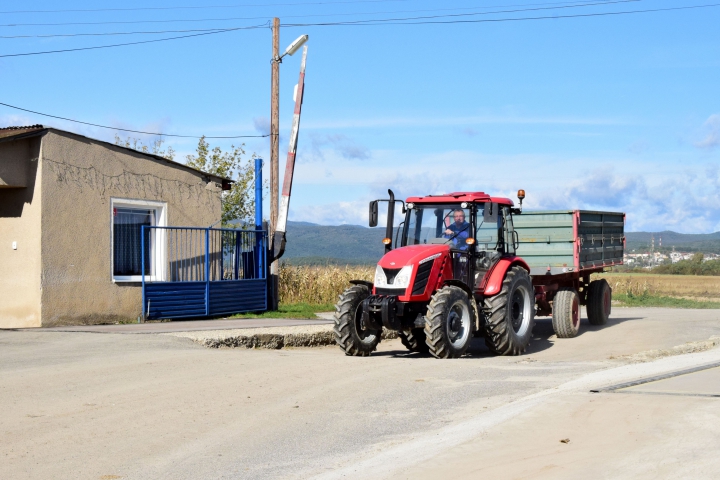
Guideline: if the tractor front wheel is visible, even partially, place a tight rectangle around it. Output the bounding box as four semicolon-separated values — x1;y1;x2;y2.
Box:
333;285;381;356
424;286;476;359
483;266;535;355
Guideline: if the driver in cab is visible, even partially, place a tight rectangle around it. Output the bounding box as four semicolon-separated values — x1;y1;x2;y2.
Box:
444;209;470;249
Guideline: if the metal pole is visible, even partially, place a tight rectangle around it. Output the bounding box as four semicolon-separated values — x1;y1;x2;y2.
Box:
141;225;146;322
255;157;263;279
270;17;280;310
273;45;307;262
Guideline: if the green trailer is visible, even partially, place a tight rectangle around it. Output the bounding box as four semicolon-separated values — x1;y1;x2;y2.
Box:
512;209;625;338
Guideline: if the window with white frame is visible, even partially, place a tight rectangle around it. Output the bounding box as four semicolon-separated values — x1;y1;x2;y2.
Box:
111;199;166;282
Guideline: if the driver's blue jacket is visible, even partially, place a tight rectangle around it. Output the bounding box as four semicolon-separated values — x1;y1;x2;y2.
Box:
446;221;470;249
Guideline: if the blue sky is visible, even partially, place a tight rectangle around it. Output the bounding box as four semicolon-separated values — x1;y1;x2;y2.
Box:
2;0;719;232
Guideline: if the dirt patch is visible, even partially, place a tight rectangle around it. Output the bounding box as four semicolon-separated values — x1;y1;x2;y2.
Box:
610;336;720;363
165;324;398;349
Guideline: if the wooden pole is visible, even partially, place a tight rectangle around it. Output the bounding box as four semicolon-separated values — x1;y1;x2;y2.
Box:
270;17;280;309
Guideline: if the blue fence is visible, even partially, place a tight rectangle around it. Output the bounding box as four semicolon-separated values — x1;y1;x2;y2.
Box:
141;226;267;320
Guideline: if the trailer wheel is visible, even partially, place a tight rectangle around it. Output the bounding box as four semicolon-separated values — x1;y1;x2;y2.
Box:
483;266;535;356
424;286;475;359
333;285;381;356
399;328;430;354
552;288;581;338
587;279;612;325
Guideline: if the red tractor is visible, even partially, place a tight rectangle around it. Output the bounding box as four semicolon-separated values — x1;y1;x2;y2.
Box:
334;190;622;359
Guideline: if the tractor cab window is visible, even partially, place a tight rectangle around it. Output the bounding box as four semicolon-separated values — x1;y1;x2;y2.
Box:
474;203;504;253
403;204;471;251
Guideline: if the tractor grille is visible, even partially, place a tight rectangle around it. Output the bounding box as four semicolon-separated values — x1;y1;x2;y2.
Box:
411;260;434;295
375;287;405;296
382;268;401;284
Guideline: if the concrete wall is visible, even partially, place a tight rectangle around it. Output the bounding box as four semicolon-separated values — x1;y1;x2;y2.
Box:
39;131;222;326
0;137;43;328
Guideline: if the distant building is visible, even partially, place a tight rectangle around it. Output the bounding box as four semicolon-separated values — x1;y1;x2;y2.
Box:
0;126;230;328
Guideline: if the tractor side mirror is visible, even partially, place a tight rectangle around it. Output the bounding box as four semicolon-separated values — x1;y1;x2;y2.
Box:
369;200;379;227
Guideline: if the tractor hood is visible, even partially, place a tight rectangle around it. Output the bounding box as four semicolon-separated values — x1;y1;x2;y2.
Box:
377;244;450;269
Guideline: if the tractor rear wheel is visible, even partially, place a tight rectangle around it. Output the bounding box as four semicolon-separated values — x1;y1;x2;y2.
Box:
587;279;612;325
424;286;475;359
552;288;581;338
483;266;535;355
333;285;381;356
399;328;430;354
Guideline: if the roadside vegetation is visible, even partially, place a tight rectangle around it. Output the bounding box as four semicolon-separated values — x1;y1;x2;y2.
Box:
266;265;720;316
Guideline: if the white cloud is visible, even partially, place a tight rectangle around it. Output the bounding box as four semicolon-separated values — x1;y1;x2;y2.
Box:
306;133;370;161
304;114;631;131
696;114;720;149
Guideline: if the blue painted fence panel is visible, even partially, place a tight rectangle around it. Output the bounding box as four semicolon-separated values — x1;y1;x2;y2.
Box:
142;226;267;320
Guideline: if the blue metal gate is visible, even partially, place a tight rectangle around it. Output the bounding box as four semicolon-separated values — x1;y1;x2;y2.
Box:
141;226;267;320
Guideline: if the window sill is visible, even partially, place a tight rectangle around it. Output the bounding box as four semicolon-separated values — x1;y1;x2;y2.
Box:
113;276;162;283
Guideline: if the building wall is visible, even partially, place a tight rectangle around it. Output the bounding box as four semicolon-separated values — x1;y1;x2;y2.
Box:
39;131;222;326
0;136;43;328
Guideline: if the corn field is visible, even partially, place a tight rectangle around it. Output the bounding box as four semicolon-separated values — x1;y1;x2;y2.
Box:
277;265;720;305
279;264;374;305
600;273;720;300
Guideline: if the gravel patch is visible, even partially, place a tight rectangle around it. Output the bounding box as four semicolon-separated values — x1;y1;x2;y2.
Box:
164;324;398;349
610;335;720;363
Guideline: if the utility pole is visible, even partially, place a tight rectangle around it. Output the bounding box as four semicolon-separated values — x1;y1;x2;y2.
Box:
270;17;280;309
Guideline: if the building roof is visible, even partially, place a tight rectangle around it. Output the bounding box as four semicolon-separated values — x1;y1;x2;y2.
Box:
0;125;232;186
0;124;45;140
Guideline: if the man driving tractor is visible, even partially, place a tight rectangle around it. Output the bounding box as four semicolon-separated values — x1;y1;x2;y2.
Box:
444;209;470;249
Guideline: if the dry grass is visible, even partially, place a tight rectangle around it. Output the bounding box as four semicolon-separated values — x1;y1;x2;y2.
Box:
279;264;374;305
278;265;720;306
599;273;720;300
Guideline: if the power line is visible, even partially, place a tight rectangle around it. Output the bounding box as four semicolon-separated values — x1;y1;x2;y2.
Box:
0;0;632;27
0;1;626;37
0;0;412;14
0;24;266;58
2;2;716;58
285;2;720;26
0;102;270;139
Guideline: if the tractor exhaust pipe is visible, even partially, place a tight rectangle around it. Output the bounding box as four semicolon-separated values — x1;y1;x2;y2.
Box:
385;189;395;254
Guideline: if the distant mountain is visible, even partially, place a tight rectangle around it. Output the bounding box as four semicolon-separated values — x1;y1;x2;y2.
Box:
283;221;387;265
282;221;720;265
625;231;720;253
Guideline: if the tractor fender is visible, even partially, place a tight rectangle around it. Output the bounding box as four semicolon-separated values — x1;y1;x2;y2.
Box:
350;280;373;289
481;257;531;297
441;279;474;298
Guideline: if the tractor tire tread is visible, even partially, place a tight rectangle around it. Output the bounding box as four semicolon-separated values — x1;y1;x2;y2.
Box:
333;285;380;356
482;266;535;356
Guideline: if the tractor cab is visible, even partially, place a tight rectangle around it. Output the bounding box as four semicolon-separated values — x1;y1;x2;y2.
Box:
399;194;518;291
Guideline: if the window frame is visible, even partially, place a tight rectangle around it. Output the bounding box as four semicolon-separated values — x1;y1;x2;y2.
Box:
110;198;167;283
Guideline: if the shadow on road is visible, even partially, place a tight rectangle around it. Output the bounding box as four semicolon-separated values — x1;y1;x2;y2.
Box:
377;315;645;358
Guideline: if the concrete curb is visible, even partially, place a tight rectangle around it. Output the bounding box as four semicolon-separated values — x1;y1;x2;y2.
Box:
165;324;398;349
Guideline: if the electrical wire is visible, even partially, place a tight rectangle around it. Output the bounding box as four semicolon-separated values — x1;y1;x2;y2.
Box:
0;0;413;14
0;102;270;139
2;2;716;58
0;0;633;27
0;0;629;38
284;2;720;26
0;24;266;58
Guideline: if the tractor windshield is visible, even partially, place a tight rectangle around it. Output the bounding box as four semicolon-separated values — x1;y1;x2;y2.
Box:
403;203;503;252
403;204;472;250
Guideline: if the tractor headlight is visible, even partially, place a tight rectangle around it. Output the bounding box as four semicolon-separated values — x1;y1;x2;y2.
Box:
374;265;388;287
392;265;414;289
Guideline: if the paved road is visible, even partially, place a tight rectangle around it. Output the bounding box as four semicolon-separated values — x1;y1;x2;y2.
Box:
1;307;719;480
18;317;332;334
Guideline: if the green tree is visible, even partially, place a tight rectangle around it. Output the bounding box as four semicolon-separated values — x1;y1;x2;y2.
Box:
114;134;175;160
185;136;257;227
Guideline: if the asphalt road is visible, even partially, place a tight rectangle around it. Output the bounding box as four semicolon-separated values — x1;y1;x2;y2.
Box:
1;307;719;480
